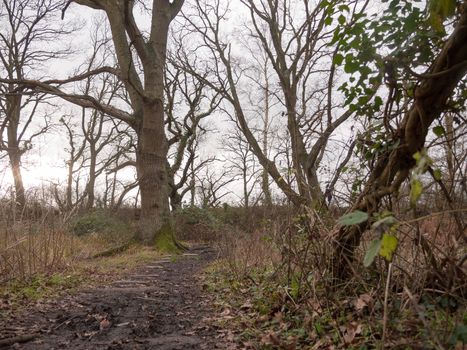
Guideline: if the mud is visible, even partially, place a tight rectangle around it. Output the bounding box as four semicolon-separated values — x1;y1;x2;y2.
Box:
0;246;235;349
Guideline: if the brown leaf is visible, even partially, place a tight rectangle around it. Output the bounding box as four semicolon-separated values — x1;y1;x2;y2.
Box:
240;300;253;310
261;331;281;346
341;321;362;344
99;319;110;330
353;293;372;312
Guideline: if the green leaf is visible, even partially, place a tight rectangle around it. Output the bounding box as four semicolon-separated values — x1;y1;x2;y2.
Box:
379;233;398;261
338;210;369;226
333;53;344;65
325;16;333;26
449;324;467;346
428;0;456;19
372;215;397;229
432;125;445;137
338;14;346;25
410;178;423;206
433;168;442;181
344;60;359;74
338;4;350;12
374;96;383;108
413;151;422;162
364;239;382;267
427;0;456;32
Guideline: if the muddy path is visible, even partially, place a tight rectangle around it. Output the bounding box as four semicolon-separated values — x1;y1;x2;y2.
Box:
0;246;236;349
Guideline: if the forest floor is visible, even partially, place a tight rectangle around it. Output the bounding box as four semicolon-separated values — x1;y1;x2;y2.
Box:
0;245;238;350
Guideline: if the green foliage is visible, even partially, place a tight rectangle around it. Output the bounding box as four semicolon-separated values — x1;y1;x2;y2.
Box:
7;274;82;302
433;168;442;181
325;0;460;157
379;233;398;261
432;125;446;137
71;210;131;238
410;150;433;207
338;210;369;226
173;206;223;241
449;324;467;346
364;239;382;267
410;178;424;206
364;213;399;266
177;207;219;225
427;0;457;33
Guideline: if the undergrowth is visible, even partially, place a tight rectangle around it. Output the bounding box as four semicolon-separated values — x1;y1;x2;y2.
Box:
204;208;466;349
0;244;163;314
0;202;163;311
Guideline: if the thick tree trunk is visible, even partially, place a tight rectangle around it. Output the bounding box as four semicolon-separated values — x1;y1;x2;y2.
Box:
6;94;25;210
136;100;171;243
170;193;182;211
8;150;25;210
333;7;467;279
70;0;184;245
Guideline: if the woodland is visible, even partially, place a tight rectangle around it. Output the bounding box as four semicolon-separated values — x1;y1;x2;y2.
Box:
0;0;466;349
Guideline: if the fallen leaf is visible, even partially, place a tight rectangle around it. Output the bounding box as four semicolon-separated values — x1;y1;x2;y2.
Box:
341;321;362;344
354;293;372;312
261;331;281;346
99;319;110;330
240;301;253;310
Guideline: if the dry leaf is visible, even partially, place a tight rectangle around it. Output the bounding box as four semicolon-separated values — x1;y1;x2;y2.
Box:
99;319;110;330
240;300;253;310
354;293;372;312
341;321;362;344
261;331;281;346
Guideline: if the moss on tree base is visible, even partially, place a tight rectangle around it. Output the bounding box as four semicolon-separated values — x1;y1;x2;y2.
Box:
154;222;187;253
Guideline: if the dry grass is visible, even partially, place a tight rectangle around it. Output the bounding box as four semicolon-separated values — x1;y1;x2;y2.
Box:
209;206;466;349
0;219;75;283
217;227;281;281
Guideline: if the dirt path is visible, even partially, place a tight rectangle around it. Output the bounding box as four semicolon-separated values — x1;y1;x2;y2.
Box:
0;246;236;349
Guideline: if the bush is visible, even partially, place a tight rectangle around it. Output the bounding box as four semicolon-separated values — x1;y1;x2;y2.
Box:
173;207;223;242
71;210;132;239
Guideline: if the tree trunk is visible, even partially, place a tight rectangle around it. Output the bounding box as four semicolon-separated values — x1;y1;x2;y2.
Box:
333;9;467;279
86;148;97;210
66;158;73;211
6;94;26;210
8;150;25;210
170;191;182;211
136;100;171;243
262;71;272;207
243;168;249;209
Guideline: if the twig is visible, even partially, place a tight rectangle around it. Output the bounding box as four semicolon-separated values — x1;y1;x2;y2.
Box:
381;262;393;349
402;208;467;225
53;314;80;330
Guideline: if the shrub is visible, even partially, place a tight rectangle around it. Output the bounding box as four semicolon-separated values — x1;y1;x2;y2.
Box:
71;210;132;239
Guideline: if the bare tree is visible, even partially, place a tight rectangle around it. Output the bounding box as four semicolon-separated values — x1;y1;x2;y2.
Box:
181;0;374;208
0;0;73;209
224;127;260;208
164;61;221;210
55;116;86;211
196;166;236;208
0;0;186;243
